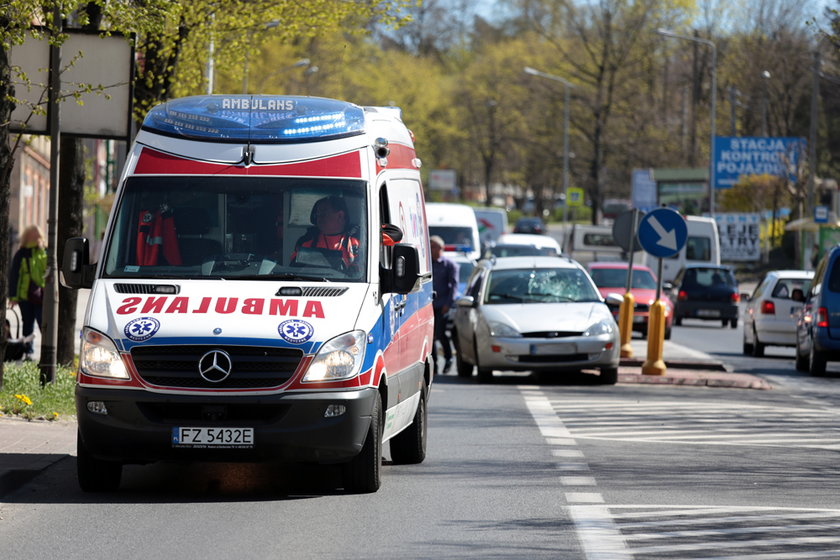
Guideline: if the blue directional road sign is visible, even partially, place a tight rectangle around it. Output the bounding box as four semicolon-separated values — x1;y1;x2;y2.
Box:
637;208;688;258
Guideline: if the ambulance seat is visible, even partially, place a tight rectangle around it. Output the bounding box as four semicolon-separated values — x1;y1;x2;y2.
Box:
175;207;222;265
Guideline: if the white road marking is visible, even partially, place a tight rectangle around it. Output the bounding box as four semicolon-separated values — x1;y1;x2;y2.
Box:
552;449;585;458
630;535;840;554
567;506;632;560
566;492;605;503
624;522;840;540
546;437;577;446
560;476;596;486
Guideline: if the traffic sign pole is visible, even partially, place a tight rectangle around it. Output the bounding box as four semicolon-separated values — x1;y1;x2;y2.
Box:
616;209;641;358
636;208;687;377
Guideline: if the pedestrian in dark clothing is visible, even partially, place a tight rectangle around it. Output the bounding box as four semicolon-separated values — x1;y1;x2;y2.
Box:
8;225;47;360
431;235;458;374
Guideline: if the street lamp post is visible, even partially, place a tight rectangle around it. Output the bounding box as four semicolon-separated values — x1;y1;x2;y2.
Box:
657;28;717;216
523;66;574;224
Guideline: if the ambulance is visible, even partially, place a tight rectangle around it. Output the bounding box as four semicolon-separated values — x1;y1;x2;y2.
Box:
62;95;434;494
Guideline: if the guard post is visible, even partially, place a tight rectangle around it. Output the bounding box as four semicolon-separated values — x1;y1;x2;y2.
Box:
636;208;687;376
612;209;644;358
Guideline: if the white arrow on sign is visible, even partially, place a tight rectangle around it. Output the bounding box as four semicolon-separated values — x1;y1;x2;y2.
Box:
648;216;677;251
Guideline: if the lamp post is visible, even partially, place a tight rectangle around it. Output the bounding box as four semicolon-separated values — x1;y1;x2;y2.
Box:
657;28;717;216
761;70;771;137
523;66;574;224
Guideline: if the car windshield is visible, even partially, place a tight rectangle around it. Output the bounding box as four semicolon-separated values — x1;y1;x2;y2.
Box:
103;176;367;281
485;268;601;304
429;226;474;250
590;268;657;290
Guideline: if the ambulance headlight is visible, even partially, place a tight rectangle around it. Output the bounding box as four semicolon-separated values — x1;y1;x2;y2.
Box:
80;328;129;379
303;330;366;382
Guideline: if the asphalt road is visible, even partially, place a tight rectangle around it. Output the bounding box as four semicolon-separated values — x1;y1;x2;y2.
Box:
3;316;840;559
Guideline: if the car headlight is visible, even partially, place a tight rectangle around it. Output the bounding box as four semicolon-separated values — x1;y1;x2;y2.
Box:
488;321;521;337
583;320;614;337
80;328;129;379
303;330;366;382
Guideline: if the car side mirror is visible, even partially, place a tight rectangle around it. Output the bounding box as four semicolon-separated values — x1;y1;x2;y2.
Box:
605;293;624;307
740;293;751;302
662;282;673;293
456;296;476;308
382;243;421;294
61;237;95;289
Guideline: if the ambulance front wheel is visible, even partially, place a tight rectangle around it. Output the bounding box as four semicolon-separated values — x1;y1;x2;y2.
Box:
77;431;122;492
389;390;427;465
342;391;382;494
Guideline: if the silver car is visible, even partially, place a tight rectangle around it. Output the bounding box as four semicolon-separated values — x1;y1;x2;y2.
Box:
743;269;813;357
453;256;620;383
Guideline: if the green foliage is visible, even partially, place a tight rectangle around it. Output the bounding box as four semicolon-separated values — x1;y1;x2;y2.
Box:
0;361;76;420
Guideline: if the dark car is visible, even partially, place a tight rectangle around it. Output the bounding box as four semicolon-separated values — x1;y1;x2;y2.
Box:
513;217;545;235
668;265;739;328
795;246;840;376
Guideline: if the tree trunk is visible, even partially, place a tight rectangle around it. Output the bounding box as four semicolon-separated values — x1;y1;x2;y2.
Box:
0;38;13;387
57;136;85;365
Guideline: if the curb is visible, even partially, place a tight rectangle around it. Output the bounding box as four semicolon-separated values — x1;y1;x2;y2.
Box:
618;370;771;390
620;358;729;372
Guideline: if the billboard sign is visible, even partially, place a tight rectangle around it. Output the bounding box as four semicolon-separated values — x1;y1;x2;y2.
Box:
714;213;761;262
429;169;457;191
713;136;805;189
631;168;657;211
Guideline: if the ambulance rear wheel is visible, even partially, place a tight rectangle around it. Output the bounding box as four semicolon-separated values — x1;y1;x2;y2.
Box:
77;432;122;492
342;391;382;494
390;390;427;465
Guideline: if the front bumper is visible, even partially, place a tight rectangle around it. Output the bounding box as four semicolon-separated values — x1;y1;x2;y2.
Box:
76;386;377;464
477;333;619;371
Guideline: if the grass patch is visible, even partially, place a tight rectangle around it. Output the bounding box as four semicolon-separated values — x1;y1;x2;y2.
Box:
0;362;76;421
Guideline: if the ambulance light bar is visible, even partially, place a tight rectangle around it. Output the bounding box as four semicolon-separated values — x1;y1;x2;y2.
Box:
141;95;366;143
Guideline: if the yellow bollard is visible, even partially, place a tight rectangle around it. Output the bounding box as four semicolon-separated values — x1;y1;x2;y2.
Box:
642;299;667;375
618;292;635;358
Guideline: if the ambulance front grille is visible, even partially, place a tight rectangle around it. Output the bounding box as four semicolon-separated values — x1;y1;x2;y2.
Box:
130;345;302;389
114;283;181;294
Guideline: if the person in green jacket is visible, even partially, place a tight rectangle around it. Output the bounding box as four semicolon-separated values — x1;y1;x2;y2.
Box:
8;225;47;360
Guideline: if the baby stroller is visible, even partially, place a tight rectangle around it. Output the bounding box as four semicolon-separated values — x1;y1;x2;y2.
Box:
4;307;28;362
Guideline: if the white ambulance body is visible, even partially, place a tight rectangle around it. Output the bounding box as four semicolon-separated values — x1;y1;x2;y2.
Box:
63;95;434;493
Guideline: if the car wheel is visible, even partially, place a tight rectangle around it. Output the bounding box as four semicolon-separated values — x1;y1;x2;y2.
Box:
389;389;427;465
742;335;753;355
456;350;473;377
751;329;764;357
77;432;122;492
810;345;828;377
795;339;810;372
343;390;382;493
730;318;738;329
664;326;672;340
674;315;682;326
600;367;619;385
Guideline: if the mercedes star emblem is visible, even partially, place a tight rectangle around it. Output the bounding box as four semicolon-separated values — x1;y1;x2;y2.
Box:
198;350;233;383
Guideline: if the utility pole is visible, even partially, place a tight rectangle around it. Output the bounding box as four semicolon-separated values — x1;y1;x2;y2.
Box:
808;51;820;217
728;85;737;136
40;6;62;385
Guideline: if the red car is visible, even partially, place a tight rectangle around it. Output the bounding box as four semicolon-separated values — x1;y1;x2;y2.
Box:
588;263;673;339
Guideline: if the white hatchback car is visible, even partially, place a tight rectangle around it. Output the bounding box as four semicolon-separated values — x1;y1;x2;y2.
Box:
743;270;813;357
496;233;562;255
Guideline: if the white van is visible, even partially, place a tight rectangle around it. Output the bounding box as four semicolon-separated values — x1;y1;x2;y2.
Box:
565;224;624;266
641;216;720;282
426;202;481;261
61;95;434;494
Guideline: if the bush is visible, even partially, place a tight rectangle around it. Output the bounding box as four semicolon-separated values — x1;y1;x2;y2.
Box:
0;362;76;421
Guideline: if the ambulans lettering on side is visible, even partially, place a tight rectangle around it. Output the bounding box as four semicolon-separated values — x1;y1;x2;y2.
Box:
62;95;434;494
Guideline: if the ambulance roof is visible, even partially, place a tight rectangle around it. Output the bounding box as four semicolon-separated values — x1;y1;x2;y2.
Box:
141;95;372;143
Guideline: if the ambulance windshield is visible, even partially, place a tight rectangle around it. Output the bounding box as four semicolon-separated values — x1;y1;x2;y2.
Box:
103;176;367;282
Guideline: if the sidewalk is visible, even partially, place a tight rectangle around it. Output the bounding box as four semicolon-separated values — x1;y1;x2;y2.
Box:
618;338;771;390
0;417;76;496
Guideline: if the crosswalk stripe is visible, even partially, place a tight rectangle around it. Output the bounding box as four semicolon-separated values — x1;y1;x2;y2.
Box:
700;550;840;560
629;535;840;554
624;522;840;541
618;511;840;529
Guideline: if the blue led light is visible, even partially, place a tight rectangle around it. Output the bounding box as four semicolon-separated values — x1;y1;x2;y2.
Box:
141;95;366;143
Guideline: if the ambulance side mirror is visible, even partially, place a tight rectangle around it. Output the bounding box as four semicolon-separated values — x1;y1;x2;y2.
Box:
384;243;421;295
61;237;95;290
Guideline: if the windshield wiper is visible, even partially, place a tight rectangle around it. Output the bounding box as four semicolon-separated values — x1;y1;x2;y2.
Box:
259;273;332;282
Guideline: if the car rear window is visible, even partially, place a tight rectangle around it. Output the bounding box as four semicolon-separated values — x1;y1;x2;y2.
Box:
827;261;840;292
683;268;735;288
772;278;812;299
590;268;657;290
